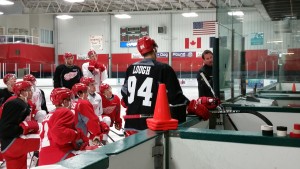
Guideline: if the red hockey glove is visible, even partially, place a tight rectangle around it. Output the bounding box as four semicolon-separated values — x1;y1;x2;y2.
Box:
19;121;39;135
114;118;122;130
85;145;99;150
187;100;211;121
121;99;127;108
197;97;220;110
100;121;109;134
73;130;89;150
97;64;106;72
88;60;97;72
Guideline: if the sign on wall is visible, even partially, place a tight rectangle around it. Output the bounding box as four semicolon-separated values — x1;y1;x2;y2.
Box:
89;35;103;51
250;32;264;45
120;26;149;48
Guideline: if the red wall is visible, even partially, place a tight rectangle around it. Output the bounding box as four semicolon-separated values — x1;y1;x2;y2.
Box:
2;44;300;75
0;44;54;72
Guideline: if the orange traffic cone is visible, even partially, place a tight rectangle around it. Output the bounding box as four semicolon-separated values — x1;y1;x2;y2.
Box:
146;84;178;131
292;83;296;92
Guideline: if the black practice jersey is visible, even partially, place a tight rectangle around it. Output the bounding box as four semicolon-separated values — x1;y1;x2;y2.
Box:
53;64;83;89
0;88;14;107
121;58;189;130
0;98;31;150
197;64;214;97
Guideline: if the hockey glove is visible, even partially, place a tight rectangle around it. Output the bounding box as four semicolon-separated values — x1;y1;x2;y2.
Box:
121;98;127;108
98;64;106;72
100;121;110;134
187;100;211;121
19;121;39;135
88;60;97;72
73;130;89;150
197;97;221;110
114;118;122;130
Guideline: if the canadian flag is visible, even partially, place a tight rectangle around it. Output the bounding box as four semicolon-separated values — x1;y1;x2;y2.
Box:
185;37;201;49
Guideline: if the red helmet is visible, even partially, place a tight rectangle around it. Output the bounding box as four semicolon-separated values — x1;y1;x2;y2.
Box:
72;83;88;95
64;52;73;58
13;81;32;96
23;74;36;83
50;87;72;106
87;50;96;57
100;83;111;94
80;77;95;86
3;73;16;84
137;36;158;55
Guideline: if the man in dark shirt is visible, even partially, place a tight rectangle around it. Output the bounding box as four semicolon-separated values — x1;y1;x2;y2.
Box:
53;52;83;89
0;81;40;169
0;74;16;106
121;36;218;135
197;50;214;97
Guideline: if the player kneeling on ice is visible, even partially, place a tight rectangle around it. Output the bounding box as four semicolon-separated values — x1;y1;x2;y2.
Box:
121;36;220;136
39;88;97;166
72;83;109;146
0;81;40;169
100;83;122;145
80;77;103;118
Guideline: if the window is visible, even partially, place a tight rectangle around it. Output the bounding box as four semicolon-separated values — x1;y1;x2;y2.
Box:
40;29;53;44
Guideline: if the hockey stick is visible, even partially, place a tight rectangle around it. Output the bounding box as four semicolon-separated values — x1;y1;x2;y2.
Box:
110;129;125;137
123;114;152;119
107;134;115;142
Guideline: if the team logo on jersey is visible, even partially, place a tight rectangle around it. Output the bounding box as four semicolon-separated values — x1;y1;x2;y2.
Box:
103;105;116;114
64;72;78;81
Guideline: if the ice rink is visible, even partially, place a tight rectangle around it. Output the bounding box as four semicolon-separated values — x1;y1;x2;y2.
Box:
0;78;200;169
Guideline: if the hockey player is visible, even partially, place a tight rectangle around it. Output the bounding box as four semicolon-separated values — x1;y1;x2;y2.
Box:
0;73;16;106
39;87;90;166
23;74;48;113
80;77;103;117
121;36;220;135
82;50;108;92
0;81;40;169
72;83;109;146
100;83;122;144
53;52;83;89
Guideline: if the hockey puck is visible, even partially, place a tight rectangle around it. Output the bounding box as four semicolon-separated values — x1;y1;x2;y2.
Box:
261;125;273;136
276;126;287;137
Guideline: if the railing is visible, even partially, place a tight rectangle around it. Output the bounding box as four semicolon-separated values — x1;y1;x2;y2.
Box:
0;35;39;45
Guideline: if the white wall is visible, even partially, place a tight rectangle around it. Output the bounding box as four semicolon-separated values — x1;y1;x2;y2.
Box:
56;12;216;56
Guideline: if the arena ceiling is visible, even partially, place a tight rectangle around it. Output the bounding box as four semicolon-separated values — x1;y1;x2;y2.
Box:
1;0;299;21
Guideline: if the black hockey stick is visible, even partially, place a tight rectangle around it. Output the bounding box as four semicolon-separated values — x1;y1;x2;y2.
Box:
110;129;125;137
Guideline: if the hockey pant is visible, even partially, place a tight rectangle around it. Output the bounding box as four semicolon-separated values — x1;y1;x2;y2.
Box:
38;145;75;166
1;134;40;169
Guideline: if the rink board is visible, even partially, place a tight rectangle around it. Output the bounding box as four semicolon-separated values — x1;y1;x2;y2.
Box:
58;117;300;169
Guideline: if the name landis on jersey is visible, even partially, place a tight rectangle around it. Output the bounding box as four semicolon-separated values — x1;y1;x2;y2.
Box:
132;66;151;75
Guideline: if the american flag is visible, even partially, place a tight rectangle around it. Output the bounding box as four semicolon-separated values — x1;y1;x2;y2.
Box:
193;21;216;35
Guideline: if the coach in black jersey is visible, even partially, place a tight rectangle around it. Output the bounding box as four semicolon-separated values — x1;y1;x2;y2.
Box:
53;52;83;89
121;36;218;134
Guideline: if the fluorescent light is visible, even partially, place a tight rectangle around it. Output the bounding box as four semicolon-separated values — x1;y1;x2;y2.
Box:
266;40;283;43
182;12;198;17
115;14;131;19
228;11;244;16
0;0;14;5
64;0;85;2
56;15;73;20
0;12;3;15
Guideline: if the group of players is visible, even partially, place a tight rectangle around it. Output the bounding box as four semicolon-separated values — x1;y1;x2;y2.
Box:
0;36;220;169
0;50;122;168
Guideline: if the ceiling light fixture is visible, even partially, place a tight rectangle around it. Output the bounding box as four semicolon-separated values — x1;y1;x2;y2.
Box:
115;14;131;19
266;40;283;43
0;12;3;15
228;11;244;16
182;12;198;17
0;0;14;5
56;15;73;20
64;0;85;2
